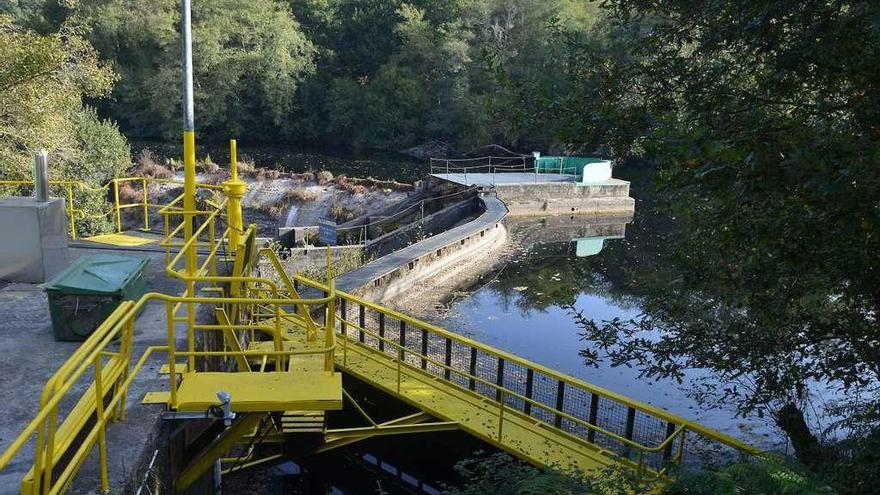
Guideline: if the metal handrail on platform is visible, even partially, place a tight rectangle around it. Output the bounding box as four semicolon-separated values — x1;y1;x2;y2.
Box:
0;162;759;494
291;275;761;482
0;177;224;239
0;184;339;495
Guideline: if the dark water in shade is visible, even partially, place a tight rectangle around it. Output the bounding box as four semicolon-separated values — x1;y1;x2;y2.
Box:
443;216;785;450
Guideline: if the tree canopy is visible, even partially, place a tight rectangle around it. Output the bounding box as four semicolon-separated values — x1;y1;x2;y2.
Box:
561;0;880;474
0;13;129;234
71;0;316;140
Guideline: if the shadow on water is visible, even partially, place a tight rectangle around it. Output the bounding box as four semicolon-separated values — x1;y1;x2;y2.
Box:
255;431;487;495
442;210;787;452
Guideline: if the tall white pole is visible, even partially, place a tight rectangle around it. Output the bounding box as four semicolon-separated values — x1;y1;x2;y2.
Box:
181;0;196;278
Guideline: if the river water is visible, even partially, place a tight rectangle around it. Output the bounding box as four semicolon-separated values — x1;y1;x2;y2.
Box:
443;214;786;451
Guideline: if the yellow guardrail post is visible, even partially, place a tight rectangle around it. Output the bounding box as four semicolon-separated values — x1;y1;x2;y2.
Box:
224;139;246;250
180;0;199;377
325;247;337;372
113;179;123;233
167;302;179;409
498;390;506;441
208;216;216;277
114;317;135;421
142;177;149;231
66;183;76;239
42;405;59;493
93;354;109;493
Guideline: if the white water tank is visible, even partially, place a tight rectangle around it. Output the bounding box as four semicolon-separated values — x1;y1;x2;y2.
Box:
579;160;613;184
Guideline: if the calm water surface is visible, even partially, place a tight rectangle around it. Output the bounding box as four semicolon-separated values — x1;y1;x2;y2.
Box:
445;215;786;450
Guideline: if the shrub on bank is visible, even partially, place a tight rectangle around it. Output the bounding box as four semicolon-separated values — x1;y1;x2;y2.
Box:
444;453;634;495
316;170;334;185
444;453;839;495
665;457;834;495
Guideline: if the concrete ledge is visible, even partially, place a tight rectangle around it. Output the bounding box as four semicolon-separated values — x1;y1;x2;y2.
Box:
337;195;508;301
494;179;634;216
503;196;635;217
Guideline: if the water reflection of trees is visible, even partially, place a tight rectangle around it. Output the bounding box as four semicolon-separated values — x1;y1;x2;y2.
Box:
487;225;641;317
567;164;879;470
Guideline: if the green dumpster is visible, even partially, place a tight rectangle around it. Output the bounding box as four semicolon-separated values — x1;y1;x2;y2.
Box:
45;254;149;341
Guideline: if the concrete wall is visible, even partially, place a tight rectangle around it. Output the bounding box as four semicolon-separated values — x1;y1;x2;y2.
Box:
495;178;635;217
278;226;318;247
364;197;480;260
337;195;508;302
282;244;365;274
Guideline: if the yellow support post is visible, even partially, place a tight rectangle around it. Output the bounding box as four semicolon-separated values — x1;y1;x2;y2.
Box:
179;0;199;376
224;139;246;250
142;177;149;231
183;132;197;281
167;302;178;410
113;179;122;233
93;355;109;493
325;277;336;372
66;183;76;239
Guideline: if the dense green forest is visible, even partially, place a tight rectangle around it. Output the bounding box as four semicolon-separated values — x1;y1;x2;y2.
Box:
1;0;607;151
2;0;879;493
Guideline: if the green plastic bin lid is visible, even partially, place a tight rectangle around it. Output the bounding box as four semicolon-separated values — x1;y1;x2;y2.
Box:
45;254;149;295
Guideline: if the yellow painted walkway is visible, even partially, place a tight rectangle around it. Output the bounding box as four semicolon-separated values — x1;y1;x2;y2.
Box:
82;232;156;247
336;342;616;474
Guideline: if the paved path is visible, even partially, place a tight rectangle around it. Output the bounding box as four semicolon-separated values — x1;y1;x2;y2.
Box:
432;173;577;187
0;241;186;494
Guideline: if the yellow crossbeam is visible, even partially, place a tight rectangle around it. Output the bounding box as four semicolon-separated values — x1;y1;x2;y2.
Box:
175;413;264;493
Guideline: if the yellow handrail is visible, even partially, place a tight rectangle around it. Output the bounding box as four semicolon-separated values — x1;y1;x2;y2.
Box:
0;158;761;494
0;283;338;494
326;282;758;456
289;274;760;476
0;177;221;239
0;171;343;494
336;314;686;477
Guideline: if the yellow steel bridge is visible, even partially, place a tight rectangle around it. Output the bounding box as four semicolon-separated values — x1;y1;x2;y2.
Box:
0;144;759;494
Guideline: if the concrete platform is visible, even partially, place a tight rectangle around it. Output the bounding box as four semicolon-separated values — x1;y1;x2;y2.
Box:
430;173;634;217
0;239;184;494
431;172;577;187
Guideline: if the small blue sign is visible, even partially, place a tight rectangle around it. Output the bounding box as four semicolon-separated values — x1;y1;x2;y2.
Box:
318;218;337;246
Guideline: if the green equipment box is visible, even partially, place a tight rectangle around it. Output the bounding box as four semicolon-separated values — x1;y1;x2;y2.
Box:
44;254;149;341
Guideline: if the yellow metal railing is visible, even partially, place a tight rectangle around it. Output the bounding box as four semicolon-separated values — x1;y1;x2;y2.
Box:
0;180;111;239
289;275;761;483
0;177;225;239
0;141;760;493
0;286;337;495
0;160;340;494
112;176;225;234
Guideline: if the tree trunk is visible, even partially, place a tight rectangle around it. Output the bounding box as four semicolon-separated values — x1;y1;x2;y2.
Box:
774;402;831;469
